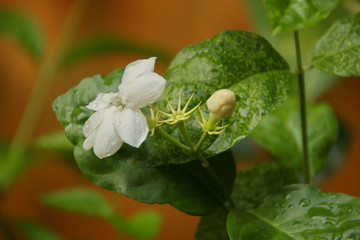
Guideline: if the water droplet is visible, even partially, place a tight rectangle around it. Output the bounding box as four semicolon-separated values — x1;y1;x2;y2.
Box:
347;207;353;213
299;198;310;207
288;204;294;209
280;203;287;208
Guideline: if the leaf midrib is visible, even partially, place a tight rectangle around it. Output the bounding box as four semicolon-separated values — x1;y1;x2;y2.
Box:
313;42;360;64
248;209;296;240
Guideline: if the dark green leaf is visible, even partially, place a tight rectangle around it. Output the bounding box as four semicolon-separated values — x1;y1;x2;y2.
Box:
0;9;44;58
251;98;338;177
312;13;360;76
227;184;360;240
263;0;340;33
60;36;171;67
17;220;61;240
42;187;114;218
33;131;73;154
196;163;297;240
196;209;230;240
231;163;298;211
73;146;235;215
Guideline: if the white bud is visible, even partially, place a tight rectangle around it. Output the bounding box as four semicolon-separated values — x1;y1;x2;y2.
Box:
206;89;236;119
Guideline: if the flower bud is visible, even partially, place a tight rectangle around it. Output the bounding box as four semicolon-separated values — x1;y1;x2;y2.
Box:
206;89;236;119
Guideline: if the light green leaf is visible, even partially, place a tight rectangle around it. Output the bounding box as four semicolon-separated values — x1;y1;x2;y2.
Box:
33;131;73;154
60;36;171;67
17;220;61;240
251;98;338;177
127;211;163;240
263;0;340;33
312;13;360;76
247;0;352;100
0;9;44;58
227;184;360;240
42;187;114;218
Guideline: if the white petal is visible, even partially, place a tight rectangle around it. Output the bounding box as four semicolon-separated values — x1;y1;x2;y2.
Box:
83;111;103;137
83;131;96;150
93;107;123;159
119;72;166;109
86;92;120;111
113;108;149;148
120;57;156;87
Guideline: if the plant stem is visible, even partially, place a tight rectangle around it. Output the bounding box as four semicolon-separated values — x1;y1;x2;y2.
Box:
2;0;89;189
195;131;207;152
294;30;311;184
156;126;191;151
178;121;195;151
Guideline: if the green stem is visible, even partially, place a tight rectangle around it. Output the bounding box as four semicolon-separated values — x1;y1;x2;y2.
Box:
2;0;89;189
294;30;311;184
195;131;207;152
178;121;195;151
156;127;191;152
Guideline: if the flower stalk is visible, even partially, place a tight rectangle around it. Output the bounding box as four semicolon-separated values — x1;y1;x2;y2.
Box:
294;30;311;184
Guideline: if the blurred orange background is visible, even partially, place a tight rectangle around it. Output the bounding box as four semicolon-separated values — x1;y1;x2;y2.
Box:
0;0;359;239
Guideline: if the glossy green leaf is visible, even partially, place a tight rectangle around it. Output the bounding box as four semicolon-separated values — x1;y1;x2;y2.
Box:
263;0;340;33
0;9;44;58
196;209;230;240
312;13;360;76
251;98;338;177
227;184;360;240
149;30;296;166
17;221;61;240
60;36;171;67
73;146;235;215
231;163;298;211
196;163;297;240
53;31;295;168
42;187;114;218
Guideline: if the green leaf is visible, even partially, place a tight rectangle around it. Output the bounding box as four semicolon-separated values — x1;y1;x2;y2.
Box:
127;211;163;240
263;0;340;33
231;163;298;211
196;163;297;240
33;131;73;154
42;187;114;218
196;209;230;240
17;220;61;240
146;30;296;166
247;0;351;100
251;98;338;177
312;13;360;76
60;36;171;67
72;146;235;215
0;9;44;58
227;184;360;240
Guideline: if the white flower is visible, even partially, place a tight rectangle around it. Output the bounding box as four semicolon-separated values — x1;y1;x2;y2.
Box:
83;57;166;159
